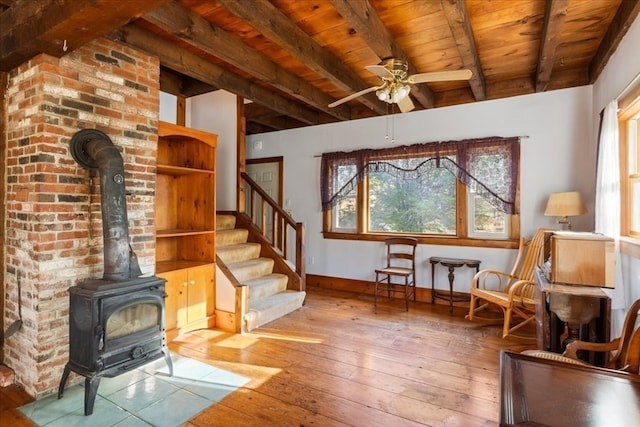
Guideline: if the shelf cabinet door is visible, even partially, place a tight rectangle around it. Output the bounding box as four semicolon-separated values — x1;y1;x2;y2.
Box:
159;269;189;331
159;264;214;333
186;264;214;324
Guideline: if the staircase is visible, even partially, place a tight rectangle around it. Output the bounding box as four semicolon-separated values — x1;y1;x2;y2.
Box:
216;214;306;331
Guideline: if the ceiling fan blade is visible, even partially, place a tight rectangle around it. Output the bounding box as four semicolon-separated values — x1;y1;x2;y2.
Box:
329;85;384;108
397;95;415;113
365;64;394;79
406;69;472;84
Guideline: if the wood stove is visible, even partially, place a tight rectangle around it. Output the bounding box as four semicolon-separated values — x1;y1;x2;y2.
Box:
58;129;172;415
59;277;171;415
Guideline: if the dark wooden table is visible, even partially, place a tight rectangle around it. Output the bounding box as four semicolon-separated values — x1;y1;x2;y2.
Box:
500;350;640;426
429;256;480;312
534;267;611;365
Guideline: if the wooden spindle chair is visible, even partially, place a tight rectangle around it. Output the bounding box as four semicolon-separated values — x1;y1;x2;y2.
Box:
374;237;418;311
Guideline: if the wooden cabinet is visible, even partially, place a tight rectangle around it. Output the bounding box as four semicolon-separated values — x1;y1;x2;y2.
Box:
156;121;217;342
158;264;214;341
549;232;615;287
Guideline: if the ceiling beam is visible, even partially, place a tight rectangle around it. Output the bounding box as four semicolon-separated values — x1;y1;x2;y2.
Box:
440;0;486;101
245;103;283;120
0;0;169;71
589;0;640;83
249;114;307;132
245;102;314;131
535;0;569;92
112;25;323;125
215;0;387;115
159;67;184;96
329;0;435;109
159;67;218;97
180;79;219;98
246;121;278;135
143;1;351;121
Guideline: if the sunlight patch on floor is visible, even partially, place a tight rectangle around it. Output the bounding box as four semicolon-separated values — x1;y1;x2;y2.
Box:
19;352;250;427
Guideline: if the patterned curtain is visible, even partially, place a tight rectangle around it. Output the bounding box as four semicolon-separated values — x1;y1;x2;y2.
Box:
321;136;520;214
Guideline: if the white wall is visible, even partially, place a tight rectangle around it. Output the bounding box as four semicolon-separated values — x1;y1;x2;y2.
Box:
244;86;594;292
189;90;238;211
593;16;640;115
592;16;640;316
159;92;177;123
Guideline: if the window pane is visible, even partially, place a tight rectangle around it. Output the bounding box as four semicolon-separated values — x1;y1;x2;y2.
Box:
368;157;456;234
332;164;357;231
469;193;509;238
334;193;356;230
629;118;638;174
632;177;640;231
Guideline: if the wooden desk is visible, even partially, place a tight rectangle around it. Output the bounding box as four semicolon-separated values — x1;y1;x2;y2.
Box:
429;256;480;312
534;267;610;365
500;351;640;426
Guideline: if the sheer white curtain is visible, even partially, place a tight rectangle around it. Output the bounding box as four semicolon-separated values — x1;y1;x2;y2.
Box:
596;99;627;337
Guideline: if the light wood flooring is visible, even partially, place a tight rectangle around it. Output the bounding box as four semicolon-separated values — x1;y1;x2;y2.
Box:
1;286;536;426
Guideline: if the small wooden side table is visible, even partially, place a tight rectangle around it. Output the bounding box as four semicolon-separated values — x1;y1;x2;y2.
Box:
429;256;481;312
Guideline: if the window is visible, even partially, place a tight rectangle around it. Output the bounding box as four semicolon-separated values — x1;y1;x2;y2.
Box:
368;156;456;234
619;86;640;238
468;190;510;238
332;163;357;232
321;137;520;246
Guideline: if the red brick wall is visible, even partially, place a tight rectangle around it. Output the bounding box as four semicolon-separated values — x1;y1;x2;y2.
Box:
3;38;159;397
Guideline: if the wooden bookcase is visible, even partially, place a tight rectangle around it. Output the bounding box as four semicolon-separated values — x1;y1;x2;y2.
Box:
156;121;217;342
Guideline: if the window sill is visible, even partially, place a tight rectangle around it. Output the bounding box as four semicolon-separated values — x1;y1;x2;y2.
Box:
620;237;640;258
322;231;519;249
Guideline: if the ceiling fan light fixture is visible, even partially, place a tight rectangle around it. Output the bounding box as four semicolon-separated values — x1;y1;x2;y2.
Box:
328;57;472;110
391;84;409;103
376;87;390;101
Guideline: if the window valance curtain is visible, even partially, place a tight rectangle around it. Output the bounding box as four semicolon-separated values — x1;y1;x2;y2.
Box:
321;136;520;214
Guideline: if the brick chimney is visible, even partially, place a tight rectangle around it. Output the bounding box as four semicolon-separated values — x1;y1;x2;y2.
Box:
3;38;159;398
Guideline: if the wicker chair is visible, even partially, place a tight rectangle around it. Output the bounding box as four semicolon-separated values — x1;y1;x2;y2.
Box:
466;228;548;340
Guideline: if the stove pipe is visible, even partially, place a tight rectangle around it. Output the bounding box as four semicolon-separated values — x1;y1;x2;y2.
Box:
70;129;142;281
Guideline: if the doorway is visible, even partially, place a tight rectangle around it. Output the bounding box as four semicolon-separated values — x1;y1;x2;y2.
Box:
246;157;283;242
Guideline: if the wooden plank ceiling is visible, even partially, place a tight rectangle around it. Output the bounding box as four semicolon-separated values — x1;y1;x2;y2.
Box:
1;0;639;134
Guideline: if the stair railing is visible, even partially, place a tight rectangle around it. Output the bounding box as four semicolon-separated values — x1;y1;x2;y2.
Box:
239;172;305;289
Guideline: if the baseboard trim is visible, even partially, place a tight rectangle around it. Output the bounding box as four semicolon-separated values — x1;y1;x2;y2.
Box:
305;274;472;309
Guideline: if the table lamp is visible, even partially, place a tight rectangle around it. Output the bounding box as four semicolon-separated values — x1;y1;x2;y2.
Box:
544;191;587;230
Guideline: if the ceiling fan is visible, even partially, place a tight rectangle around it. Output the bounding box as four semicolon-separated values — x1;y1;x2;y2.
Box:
328;58;472;113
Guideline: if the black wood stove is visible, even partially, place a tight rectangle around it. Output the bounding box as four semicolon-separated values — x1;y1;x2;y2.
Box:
58;129;172;415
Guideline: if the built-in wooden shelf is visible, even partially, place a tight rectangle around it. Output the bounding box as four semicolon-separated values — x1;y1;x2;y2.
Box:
156;121;217;343
156;229;215;238
156;164;213;176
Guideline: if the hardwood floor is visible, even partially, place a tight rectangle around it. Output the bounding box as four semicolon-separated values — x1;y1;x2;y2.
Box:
0;383;34;425
180;287;535;426
0;287;536;426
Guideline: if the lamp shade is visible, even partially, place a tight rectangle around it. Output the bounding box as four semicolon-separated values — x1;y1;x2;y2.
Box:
544;191;587;217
